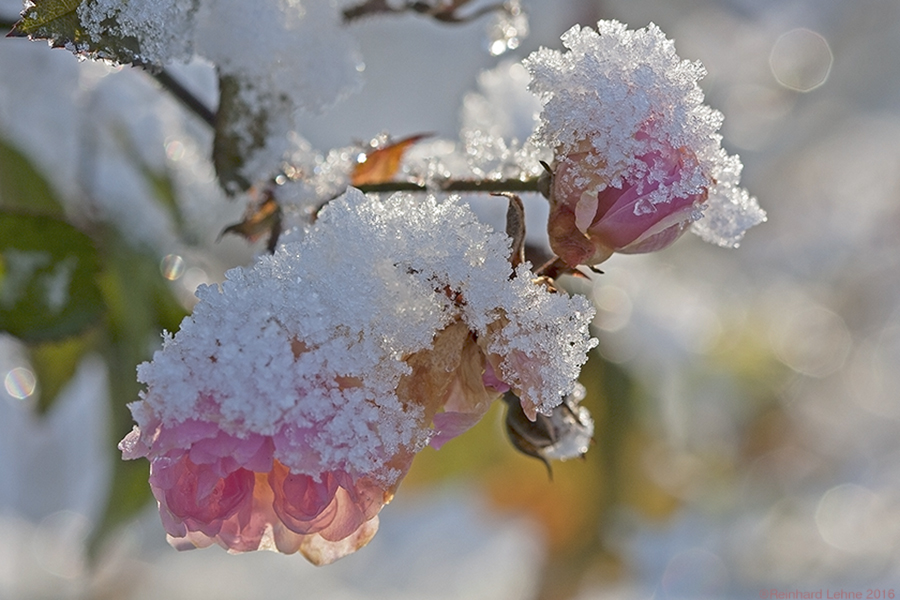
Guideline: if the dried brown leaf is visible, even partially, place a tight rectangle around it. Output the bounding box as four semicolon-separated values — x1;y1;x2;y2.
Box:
351;133;430;187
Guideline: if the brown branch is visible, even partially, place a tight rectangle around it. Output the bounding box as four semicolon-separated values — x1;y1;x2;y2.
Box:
343;0;507;24
149;69;216;128
354;177;541;195
1;13;217;129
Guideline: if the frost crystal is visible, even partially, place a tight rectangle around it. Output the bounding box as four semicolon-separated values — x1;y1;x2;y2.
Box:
77;0;196;64
195;0;363;179
524;21;765;253
461;60;548;181
123;189;595;562
194;0;362;115
486;0;529;56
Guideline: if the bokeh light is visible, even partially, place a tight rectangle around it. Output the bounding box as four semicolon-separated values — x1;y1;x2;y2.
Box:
32;511;90;580
181;267;210;294
165;139;186;162
160;254;186;281
770;304;851;378
593;285;633;332
815;484;895;555
4;366;36;400
770;28;833;92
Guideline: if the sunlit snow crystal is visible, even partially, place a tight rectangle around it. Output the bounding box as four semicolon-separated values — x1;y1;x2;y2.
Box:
193;0;362;114
461;60;547;181
524;20;765;249
78;0;196;64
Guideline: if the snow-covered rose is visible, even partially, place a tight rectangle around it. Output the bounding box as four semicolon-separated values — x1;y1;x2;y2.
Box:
525;20;765;266
120;189;596;564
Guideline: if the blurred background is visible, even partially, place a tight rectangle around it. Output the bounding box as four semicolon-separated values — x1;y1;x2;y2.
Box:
2;0;900;598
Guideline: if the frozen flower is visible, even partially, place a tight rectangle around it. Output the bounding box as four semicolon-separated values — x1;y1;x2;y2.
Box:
120;189;596;564
524;20;766;266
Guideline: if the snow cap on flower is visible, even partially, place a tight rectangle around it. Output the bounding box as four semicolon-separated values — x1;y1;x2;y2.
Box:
121;188;596;564
524;20;765;266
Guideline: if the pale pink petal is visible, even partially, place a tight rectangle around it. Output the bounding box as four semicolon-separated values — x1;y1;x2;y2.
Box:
270;465;341;535
149;452;256;540
481;360;511;394
573;190;599;233
189;431;274;477
298;516;380;566
118;426;148;459
316;486;368;542
550;141;706;266
429;411;484;449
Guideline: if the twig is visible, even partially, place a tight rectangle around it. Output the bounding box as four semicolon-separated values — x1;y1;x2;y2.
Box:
355;177;541;195
344;0;507;24
3;15;217;130
149;69;216;129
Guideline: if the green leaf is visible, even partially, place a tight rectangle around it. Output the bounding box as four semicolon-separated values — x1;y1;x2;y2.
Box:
8;0;82;39
144;165;186;233
0;136;65;218
0;213;105;342
109;124;189;239
90;232;188;546
10;0;145;65
213;73;287;195
29;330;99;414
213;74;257;194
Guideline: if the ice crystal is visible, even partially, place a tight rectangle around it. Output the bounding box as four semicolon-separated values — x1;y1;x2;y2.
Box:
460;61;547;181
77;0;196;64
486;0;529;57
